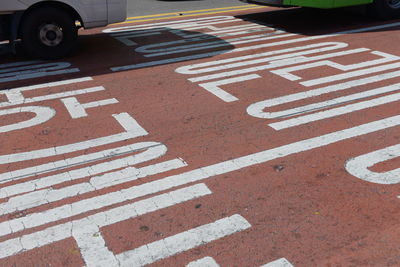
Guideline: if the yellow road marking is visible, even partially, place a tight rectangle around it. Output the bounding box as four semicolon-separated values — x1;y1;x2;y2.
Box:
115;6;268;25
125;5;259;19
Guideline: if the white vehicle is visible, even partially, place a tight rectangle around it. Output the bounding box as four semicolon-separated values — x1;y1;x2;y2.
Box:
0;0;127;59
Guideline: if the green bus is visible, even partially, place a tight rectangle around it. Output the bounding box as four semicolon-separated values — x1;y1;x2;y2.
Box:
239;0;400;19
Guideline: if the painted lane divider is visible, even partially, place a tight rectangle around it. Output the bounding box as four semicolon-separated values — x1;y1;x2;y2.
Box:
115;214;251;267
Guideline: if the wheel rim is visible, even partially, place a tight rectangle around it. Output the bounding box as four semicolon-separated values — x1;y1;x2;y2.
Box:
388;0;400;9
39;24;63;47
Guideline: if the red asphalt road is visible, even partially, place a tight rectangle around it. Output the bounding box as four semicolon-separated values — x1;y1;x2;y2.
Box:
0;7;400;267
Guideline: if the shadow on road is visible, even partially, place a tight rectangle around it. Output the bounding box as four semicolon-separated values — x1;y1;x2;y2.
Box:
236;6;400;35
1;7;399;90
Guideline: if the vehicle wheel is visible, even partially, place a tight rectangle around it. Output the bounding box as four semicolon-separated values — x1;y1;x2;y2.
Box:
368;0;400;19
20;7;78;59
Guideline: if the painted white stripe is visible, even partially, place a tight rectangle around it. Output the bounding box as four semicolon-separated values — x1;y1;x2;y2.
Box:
0;142;162;185
0;86;105;108
0;112;148;164
111;50;230;72
271;51;400;81
0;143;172;198
176;42;348;75
116;214;251;267
144;32;293;58
189;48;367;82
345;143;400;184
260;258;294;267
257;82;400;119
0;183;212;261
269;90;400;130
111;21;400;73
301;62;400;87
0;60;42;69
187;257;220;267
2;114;400;237
199;74;261;102
0;68;80;83
183;24;267;38
61;97;119;119
103;16;241;33
0;106;56;133
0;158;187;215
1;77;92;95
247;69;400;114
73;218;119;267
229;22;400;54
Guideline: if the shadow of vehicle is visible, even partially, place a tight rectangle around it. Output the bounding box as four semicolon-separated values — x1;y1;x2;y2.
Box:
1;7;399;90
235;6;400;35
0;19;236;89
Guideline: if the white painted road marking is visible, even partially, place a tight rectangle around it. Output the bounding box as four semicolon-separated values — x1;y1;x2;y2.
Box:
0;112;148;165
0;61;80;83
247;69;400;118
187;256;220;267
345;143;400;184
261;258;295;267
268;85;400;130
2;113;399;238
0;106;56;133
116;214;251;267
0;184;212;262
1;77;92;104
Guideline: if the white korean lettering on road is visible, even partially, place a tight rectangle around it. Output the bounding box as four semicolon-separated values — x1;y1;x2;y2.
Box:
1;16;400;267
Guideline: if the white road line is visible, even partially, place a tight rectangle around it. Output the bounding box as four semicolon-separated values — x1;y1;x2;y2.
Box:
269;90;400;130
199;74;261;102
0;86;106;108
345;143;400;184
251;82;400;119
116;214;251;267
0;106;56;133
301;62;400;87
111;21;400;72
189;48;367;82
1;113;400;238
229;22;400;54
111;50;230;72
0;158;187;215
0;183;212;263
0;143;169;198
271;51;400;81
1;76;92;95
176;42;347;75
103;16;242;33
61;97;119;119
0;112;148;165
247;69;400;117
187;256;220;267
260;258;294;267
0;60;42;69
144;32;293;58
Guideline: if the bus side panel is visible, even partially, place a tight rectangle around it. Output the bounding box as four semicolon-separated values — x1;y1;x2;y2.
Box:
287;0;334;8
334;0;373;8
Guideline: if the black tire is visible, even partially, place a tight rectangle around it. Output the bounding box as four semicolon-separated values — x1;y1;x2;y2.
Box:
368;0;400;19
20;7;78;59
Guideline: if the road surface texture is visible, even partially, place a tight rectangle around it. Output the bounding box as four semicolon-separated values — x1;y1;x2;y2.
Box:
0;5;400;267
